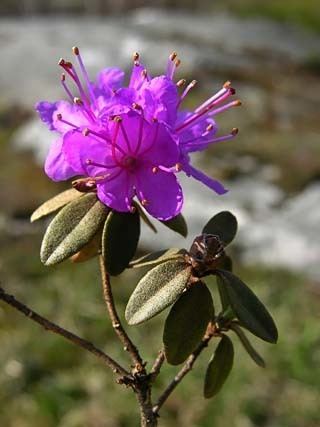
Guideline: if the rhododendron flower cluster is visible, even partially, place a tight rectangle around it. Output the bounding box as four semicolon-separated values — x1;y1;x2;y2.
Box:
36;48;240;220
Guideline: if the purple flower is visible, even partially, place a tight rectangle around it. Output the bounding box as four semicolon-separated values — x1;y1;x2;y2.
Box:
36;48;239;220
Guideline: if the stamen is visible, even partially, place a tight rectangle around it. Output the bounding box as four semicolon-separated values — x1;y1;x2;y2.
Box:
133;52;140;62
74;97;83;106
56;114;79;130
72;46;96;105
206;124;214;132
195;85;235;114
111;117;123;166
223;80;232;88
134;112;144;155
152;166;159;174
141;199;149;207
183;128;239;150
85;159;117;170
175;163;182;172
119;120;133;153
60;73;74;102
231;127;239;135
166;51;178;79
177;79;186;87
178;80;197;106
176;99;241;133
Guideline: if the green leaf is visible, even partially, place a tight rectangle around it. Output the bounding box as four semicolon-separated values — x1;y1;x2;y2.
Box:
230;323;265;368
161;214;188;237
125;260;192;325
102;210;140;276
216;270;278;343
134;202;157;233
31;189;82;222
217;275;231;312
204;335;234;399
40;193;108;266
129;248;187;268
163;281;213;365
202;211;237;245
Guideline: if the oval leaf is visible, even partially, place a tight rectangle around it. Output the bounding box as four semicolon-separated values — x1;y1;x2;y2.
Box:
102;210;140;276
164;281;214;365
31;189;82;222
40;193;108;266
204;335;234;399
70;229;103;263
230;323;265;368
129;248;187;268
202;211;237;245
134;202;157;233
161;214;188;237
216;270;278;343
125;260;192;325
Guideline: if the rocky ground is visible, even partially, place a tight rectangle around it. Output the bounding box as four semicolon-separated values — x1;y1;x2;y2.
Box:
1;9;320;280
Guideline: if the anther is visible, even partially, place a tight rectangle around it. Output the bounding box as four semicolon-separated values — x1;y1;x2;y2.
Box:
72;46;79;55
175;163;182;172
191;79;197;87
65;61;73;68
223;80;231;88
170;51;177;61
133;52;140;61
177;79;186;87
60;73;66;81
234;100;242;107
206;124;214;131
175;59;181;67
231;127;239;135
132;102;141;110
86;159;93;165
56;113;62;120
141;199;149;207
229;88;236;95
152;166;159;174
114;116;122;122
141;69;148;78
58;58;65;66
73;97;83;105
82;128;90;136
130;206;136;213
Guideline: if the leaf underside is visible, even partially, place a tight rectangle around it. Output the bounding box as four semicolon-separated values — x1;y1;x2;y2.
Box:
40;193;108;266
125;260;192;325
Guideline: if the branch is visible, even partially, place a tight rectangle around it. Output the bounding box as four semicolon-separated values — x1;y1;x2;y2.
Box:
99;256;144;371
150;350;165;381
153;329;216;414
0;286;129;378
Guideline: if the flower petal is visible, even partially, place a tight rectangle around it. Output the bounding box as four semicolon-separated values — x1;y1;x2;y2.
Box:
44;137;78;181
183;163;228;195
140;76;178;125
97;171;134;212
35;101;57;131
96;67;125;95
135;169;183;220
62;129;113;176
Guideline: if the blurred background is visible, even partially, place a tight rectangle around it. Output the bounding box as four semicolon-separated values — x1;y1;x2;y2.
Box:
1;1;320;426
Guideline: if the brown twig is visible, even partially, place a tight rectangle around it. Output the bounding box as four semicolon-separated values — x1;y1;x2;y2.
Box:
153;329;215;414
99;256;144;371
0;286;129;378
150;350;165;381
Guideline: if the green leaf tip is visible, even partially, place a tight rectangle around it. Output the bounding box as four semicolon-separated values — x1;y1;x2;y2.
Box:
102;210;140;276
202;211;238;246
161;213;188;237
216;270;278;343
204;335;234;399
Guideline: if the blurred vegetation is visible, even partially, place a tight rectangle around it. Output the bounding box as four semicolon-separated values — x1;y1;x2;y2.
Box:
1;0;320;424
0;0;319;33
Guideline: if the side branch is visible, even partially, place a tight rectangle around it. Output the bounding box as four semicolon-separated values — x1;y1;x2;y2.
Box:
153;329;215;414
99;256;144;371
150;350;165;381
0;286;129;378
